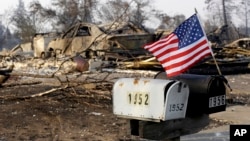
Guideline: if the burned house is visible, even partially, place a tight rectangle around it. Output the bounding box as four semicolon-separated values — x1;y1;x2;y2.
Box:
33;32;62;58
33;22;156;60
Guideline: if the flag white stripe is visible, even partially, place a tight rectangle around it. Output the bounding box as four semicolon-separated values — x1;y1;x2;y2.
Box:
162;42;209;67
158;37;206;62
153;43;178;56
146;34;176;51
166;50;211;74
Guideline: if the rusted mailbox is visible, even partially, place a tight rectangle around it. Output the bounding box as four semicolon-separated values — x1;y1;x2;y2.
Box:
112;78;189;122
112;74;228;140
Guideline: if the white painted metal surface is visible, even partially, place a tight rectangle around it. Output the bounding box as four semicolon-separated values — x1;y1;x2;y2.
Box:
164;81;189;120
112;78;189;122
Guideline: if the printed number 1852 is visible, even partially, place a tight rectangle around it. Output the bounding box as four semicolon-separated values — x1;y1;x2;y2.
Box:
128;92;149;106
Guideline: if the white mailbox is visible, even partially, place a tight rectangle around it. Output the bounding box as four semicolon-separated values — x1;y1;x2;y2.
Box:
112;78;189;122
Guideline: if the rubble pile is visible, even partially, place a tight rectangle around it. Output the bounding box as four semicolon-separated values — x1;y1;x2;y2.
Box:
1;22;250;85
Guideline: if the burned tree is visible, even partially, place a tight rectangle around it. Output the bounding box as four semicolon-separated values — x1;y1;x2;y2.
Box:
29;0;56;32
155;11;186;35
129;0;150;30
78;0;97;23
205;0;238;43
50;0;98;31
98;0;150;27
51;0;80;30
237;0;250;36
11;0;36;43
98;0;132;23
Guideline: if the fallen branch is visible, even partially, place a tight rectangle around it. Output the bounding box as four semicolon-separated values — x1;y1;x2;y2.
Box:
0;85;68;100
9;72;54;78
82;101;103;108
69;91;111;100
28;85;68;98
2;81;42;87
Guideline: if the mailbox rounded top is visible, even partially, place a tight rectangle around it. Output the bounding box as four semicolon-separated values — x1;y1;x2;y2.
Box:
154;72;227;95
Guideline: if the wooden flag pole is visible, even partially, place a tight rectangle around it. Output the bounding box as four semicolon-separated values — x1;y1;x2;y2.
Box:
208;45;222;75
195;9;232;91
194;9;222;75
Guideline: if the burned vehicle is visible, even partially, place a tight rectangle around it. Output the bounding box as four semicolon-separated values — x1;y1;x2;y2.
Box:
224;38;250;49
36;22;156;60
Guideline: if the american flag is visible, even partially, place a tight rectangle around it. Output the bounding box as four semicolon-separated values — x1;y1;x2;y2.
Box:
144;14;211;77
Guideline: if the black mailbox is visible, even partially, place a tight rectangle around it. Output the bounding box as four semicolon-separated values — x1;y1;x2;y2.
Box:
155;72;228;116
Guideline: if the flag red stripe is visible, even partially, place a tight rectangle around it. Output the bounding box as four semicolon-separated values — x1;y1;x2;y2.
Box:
160;39;211;77
159;39;208;65
163;47;211;70
151;42;178;55
144;34;175;50
164;51;211;77
147;34;177;53
151;43;178;55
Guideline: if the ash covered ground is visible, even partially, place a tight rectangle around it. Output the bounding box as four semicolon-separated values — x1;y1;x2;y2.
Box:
0;72;250;141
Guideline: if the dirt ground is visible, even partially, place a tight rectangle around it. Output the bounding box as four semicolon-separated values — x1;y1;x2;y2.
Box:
0;76;131;141
0;72;250;141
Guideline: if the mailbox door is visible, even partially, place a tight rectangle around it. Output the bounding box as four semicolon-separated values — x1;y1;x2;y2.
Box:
164;82;189;120
112;78;177;122
207;76;226;114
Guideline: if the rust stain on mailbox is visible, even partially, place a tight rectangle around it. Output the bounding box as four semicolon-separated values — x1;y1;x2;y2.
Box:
113;78;189;122
133;78;139;85
144;80;150;85
119;82;124;87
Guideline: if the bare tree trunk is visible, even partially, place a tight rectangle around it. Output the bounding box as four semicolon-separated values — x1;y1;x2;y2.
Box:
243;0;249;36
222;0;229;41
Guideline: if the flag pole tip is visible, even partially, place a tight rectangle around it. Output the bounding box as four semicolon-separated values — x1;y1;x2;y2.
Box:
194;8;198;14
